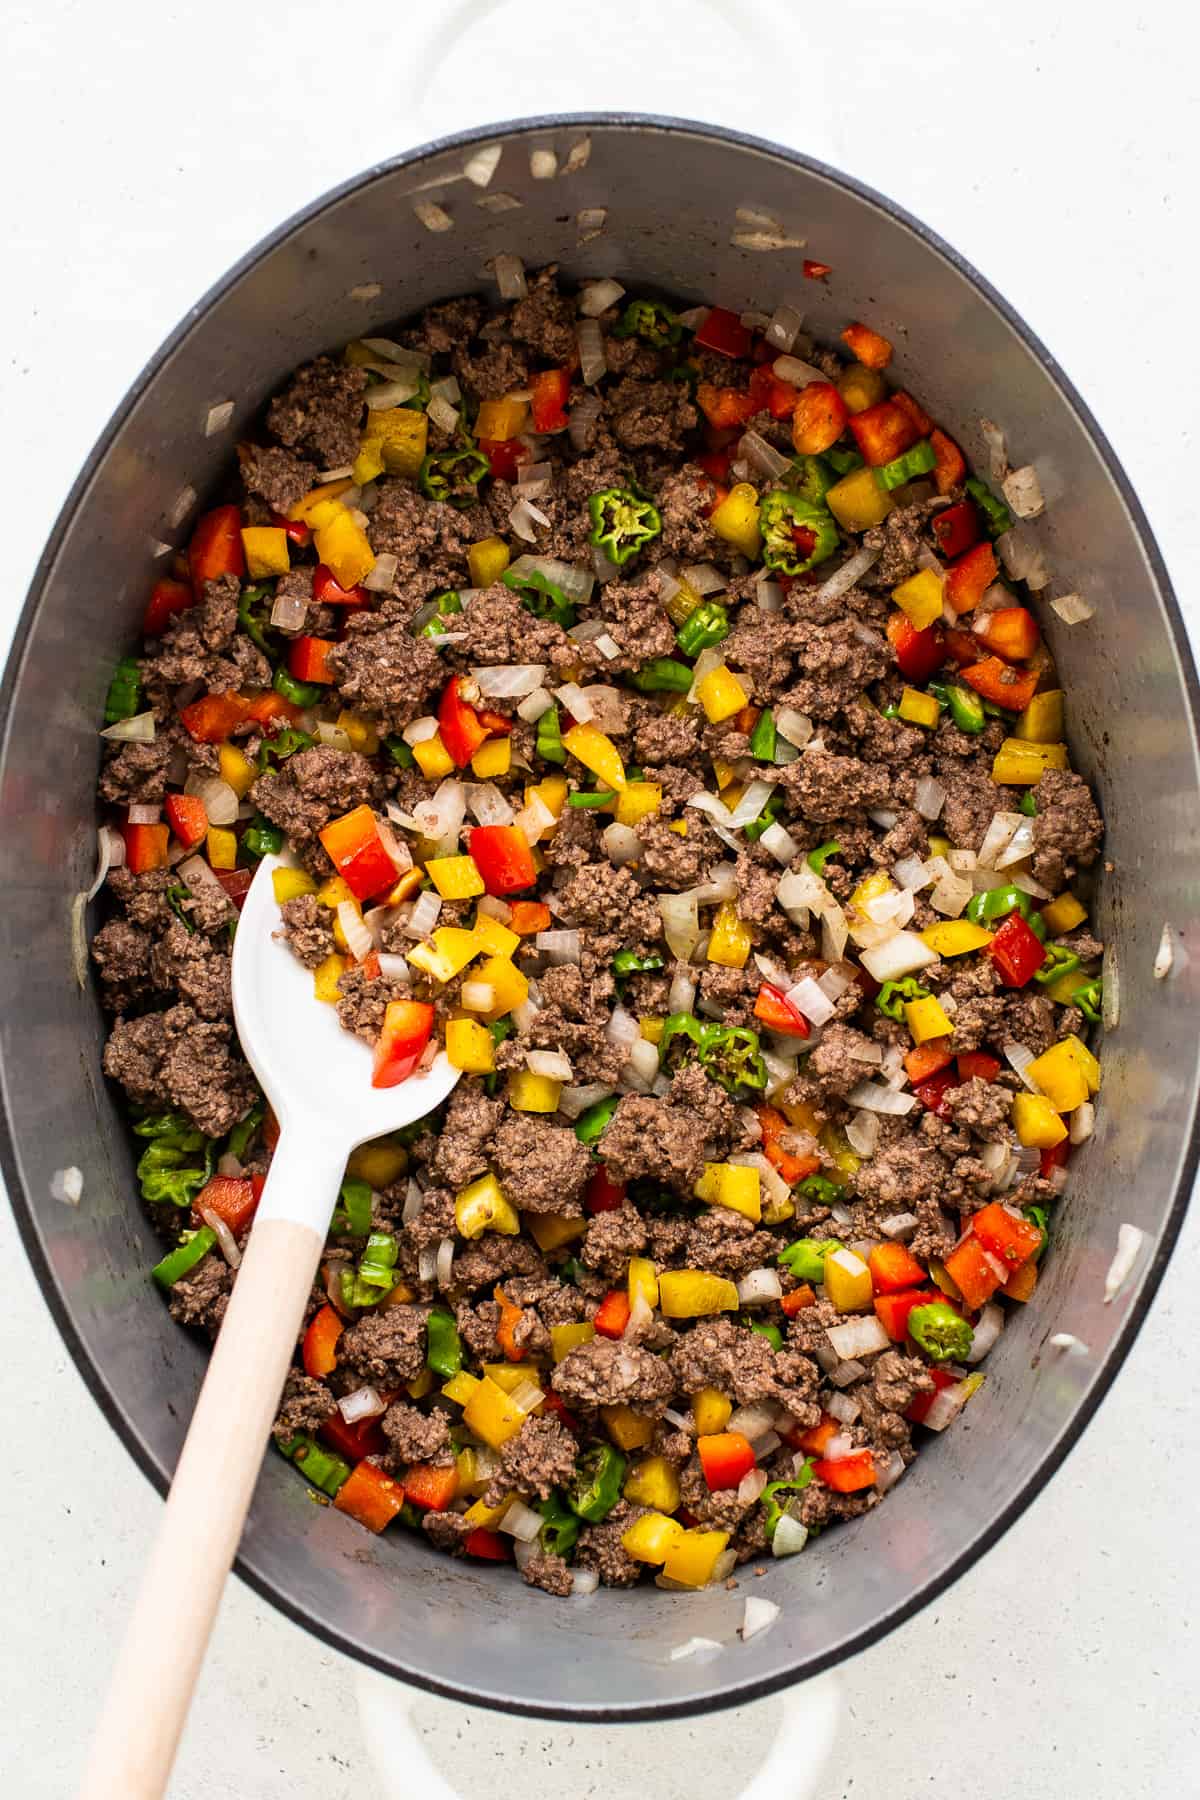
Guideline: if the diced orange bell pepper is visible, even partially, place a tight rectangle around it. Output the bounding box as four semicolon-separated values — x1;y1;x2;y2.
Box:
930;428;967;495
841;322;893;369
790;382;848;456
868;1241;927;1295
961;657;1040;713
974;607;1041;662
288;636;337;685
401;1461;460;1512
530;367;572;432
794;1414;839;1455
593;1289;632;1340
372;999;435;1089
1003;1258;1039;1302
943;1234;1004;1311
944;541;998;614
313;564;369;608
757;1104;821;1185
696;382;758;430
780;1283;816;1317
122;821;169;873
494;1286;527;1362
302;1304;344;1379
244;691;303;732
508;900;551;935
697;1431;756;1491
192;1174;258;1238
188;505;245;597
319;804;399;903
748;365;798;420
334;1460;408;1532
891;390;934;436
813;1449;876;1492
971;1200;1043;1270
904;1042;953;1084
164;793;208;849
180;692;247;743
848;399;921;466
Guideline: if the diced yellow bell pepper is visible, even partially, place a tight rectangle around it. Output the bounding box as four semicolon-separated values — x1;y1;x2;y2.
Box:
920;920;993;957
407;926;483;984
287;478;355;524
850;869;892;915
550;1322;596;1362
386;868;426;907
240;525;290;580
761;1187;796;1227
468;535;511;589
562;723;626;792
483;1362;541;1394
346;1139;408;1188
300;498;349;533
668;821;689;837
892;570;945;632
905;995;954;1043
927;1259;962;1301
313;510;375;591
470;914;520;959
663;575;701;629
615;782;662;828
313;952;347;1004
707;901;753;969
454;1172;520;1238
658;1270;740;1318
710;482;762;559
928;834;951;857
317;874;357;912
352;437;387;486
411;732;456;779
838;363;888;414
1041;892;1088;935
473;954;529;1021
898;686;941;729
407;1368;434;1400
463;1375;526;1449
696;665;749;725
692;1387;732;1436
992;738;1070;785
525;775;568;820
624;1455;681;1514
441;1370;480;1406
823;1247;874;1312
217;740;256;800
1027;1034;1100;1111
528;1214;588;1255
368;407;428;479
662;1528;730;1589
640;1016;665;1044
205;827;237;870
272;867;317;904
507;1069;563;1113
1015;689;1065;744
827;466;893;532
471;737;512;780
445;1017;496;1074
621;1511;685;1564
779;1096;823;1134
628;1256;659;1309
712;758;739;793
600;1404;656;1451
694;1162;761;1223
464;1493;511;1529
820;1122;860;1182
1012;1091;1069;1148
426;855;485;901
475;396;529;441
337;710;380;755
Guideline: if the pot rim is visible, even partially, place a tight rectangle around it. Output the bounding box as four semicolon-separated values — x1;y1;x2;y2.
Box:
7;112;1198;1720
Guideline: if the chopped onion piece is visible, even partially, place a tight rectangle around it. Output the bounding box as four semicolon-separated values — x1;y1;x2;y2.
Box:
1002;1040;1041;1092
1050;591;1094;625
1154;922;1175;979
775;707;813;749
510;497;551;542
568;394;603;452
579;278;625;317
772;1516;809;1558
558;1082;616;1121
535;929;581;965
605;1005;641;1052
336;902;373;964
365;376;422;410
980;417;1008;482
764;303;804;351
472;663;547;700
845;1108;881;1157
922;1379;975;1432
602;821;641;866
913;776;946;821
846;1079;917;1115
51;1166;83;1206
827;1316;890;1360
736;1268;783;1306
554;681;593;722
995;818;1036;870
403;889;442;940
338;1385;386;1425
517;686;554;723
575;318;607;385
516;462;553;499
492;253;527;300
516;792;556;845
785;975;834;1027
826;1391;861;1426
693;863;739;905
670;1636;723;1660
414;779;466;843
728;1402;776;1440
659;891;700;961
433;1237;455;1289
527;1048;572;1082
1068;1100;1095;1147
1002;464;1045;520
1050;1333;1088;1354
183;772;239;828
815;546;879;602
739;430;791;480
998;526;1050;590
858;932;938;983
868;808;899;830
680;562;725;596
875;1451;907;1493
737;1467;769;1505
880;1211;919;1241
772;355;826;389
965;1301;1004;1364
466;783;514;827
892;855;929;892
87;825;125;900
402;714;439;746
754;577;784;614
198;1206;242;1270
100;710;156;743
460;981;496;1012
759;822;799;867
728;779;776;830
1104;1223;1146;1303
127;802;162;825
499;1498;544;1542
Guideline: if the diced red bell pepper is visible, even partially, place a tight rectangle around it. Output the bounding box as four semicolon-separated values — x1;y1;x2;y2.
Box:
793;1414;839;1455
180;692;246;743
192;1174;258;1238
593;1289;632;1340
530;367;572;432
213;867;253;910
334;1460;408;1532
302;1304;344;1379
494;1286;527;1362
848;399;921;466
164;793;208;850
509;900;551;935
886;611;946;684
143;576;195;636
986;911;1047;988
841;322;893;370
780;1283;816;1317
462;1527;510;1561
972;1200;1043;1269
401;1461;459;1512
944;541;997;614
868;1241;927;1295
975;607;1041;662
913;1065;960;1118
437;675;490;768
372;999;435;1090
931;499;980;560
943;1233;1005;1311
694;306;752;360
874;1287;943;1343
244;691;302;731
790;382;848;456
696;382;757;430
312;564;368;607
803;260;833;281
891;390;933;436
585;1165;627;1214
1040;1139;1070;1177
813;1449;876;1493
478;438;529;483
320;1409;387;1463
907;1366;959;1424
271;512;312;547
943;626;985;668
288;636;337;685
753;983;811;1037
320;804;399;903
694;448;734;486
930;428;967;495
749;365;799;420
698;1431;756;1491
540;1391;582;1435
475;707;514;739
123;821;169;873
188;505;245;597
961;656;1039;713
903;1042;953;1084
957;1051;1001;1084
757;1104;821;1186
468;823;537;896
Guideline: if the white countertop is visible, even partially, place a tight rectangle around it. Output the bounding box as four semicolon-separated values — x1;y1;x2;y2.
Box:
1;2;1196;1793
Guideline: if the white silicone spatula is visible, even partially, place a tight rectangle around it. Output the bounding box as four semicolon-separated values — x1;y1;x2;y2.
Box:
80;852;459;1799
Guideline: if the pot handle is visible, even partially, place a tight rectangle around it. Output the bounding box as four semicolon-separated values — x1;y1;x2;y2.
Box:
355;1665;842;1800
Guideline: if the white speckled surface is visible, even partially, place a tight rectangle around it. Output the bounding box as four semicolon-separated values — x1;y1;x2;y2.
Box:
1;2;1196;1793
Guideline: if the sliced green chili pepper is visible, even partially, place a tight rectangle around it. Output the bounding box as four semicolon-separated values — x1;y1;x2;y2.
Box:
132;1111;215;1208
676;600;729;657
242;814;284;860
483;1018;513;1097
876;977;932;1021
419;449;490;509
386;735;416;769
537;1491;581;1558
777;1237;843;1282
941;683;986;735
877;439;937;491
535;702;566;766
629;658;694;694
1018;789;1038;817
341;1232;399;1308
790;455;836;508
401;371;432;412
758;491;840;576
330;1176;373;1237
743;794;783;844
567;1444;627;1522
826;446;864;476
761;1461;815;1540
744;1318;783;1351
796;1174;842;1208
426;1309;464;1379
612;950;665;978
659;1011;768;1096
908;1300;974;1363
256;727;314;772
1034;943;1082;986
1074;977;1103;1023
613;299;682;349
575;1094;621;1146
1024;1204;1049;1262
965;477;1014;538
749;708;777;762
807;840;841;876
588;487;662;566
278;1432;351;1499
238;583;278;655
166;884;196;933
226;1102;264;1165
966;886;1046;938
273;666;323;708
568;787;616;808
151;1227;217;1290
417;590;463;638
502;564;576;628
104;656;143;725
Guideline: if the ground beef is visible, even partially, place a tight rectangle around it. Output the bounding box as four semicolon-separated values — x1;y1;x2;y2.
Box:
861;499;939;587
142;609;271;703
491;1114;590;1214
509;267;577;363
336;969;408;1043
634;710;703;765
554;862;662;948
98;737;177;805
1033;768;1103;889
91;918;154;1010
416;295;485;354
498;1415;578;1501
575;1500;645;1587
240;444;316;515
455;582;573;668
431;1083;503;1188
593;579;677;671
944;1076;1012;1140
381;1401;454;1467
423;1510;473;1552
682;1210;782;1279
607;378;698;453
596;1095;707;1194
447;1235;547;1299
551;1338;674;1413
148;921;232;1021
581;1205;647;1279
808;1022;880;1099
167;1252;232;1335
273;1372;336;1444
670;1317;819;1417
277;893;335;968
779;750;892;822
522;1551;575;1597
267;356;367;468
339;1306;427;1385
252;746;380;848
852;1141;957;1261
102;1004;256;1137
635;812;714;889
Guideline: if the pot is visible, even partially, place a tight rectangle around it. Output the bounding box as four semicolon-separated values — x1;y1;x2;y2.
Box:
3;116;1196;1720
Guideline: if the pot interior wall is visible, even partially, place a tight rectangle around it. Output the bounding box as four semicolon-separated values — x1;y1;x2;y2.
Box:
2;118;1196;1716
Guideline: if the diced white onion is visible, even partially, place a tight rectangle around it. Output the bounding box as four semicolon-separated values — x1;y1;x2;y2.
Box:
493;253;527;300
516;793;556;845
858;932;938;983
754;578;785;613
126;802;162;825
465;783;514;828
460;981;496;1012
472;663;547;700
554;681;593;723
516;462;553;499
605;1004;641;1052
434;1237;455;1289
659;891;700;961
499;1498;544;1542
995;819;1036;870
557;1082;615;1121
536;929;581;965
776;707;814;749
738;430;791;480
913;776;946;822
402;889;442;940
197;1206;242;1271
765;303;804;351
365;376;422;410
875;1451;907;1493
728;779;776;830
826;1316;890;1359
771;355;826;389
579;278;625;317
1069;1100;1095;1146
921;1380;974;1432
980;417;1008;482
785;975;834;1027
965;1301;1004;1364
575;318;607;386
568;394;603;452
846;1079;917;1115
87;825;126;900
737;1467;769;1504
815;546;879;603
50;1166;84;1206
1050;591;1094;625
510;497;551;542
669;1635;723;1660
880;1211;919;1241
1002;1040;1041;1092
1050;1333;1088;1354
735;1268;783;1306
601;822;641;867
402;714;439;746
998;526;1050;591
517;686;554;723
571;1568;600;1597
525;1049;571;1083
845;1108;881;1157
760;822;799;866
826;1391;861;1426
1002;465;1045;520
1104;1222;1146;1303
772;1516;809;1558
100;710;157;744
335;901;373;964
728;1402;776;1440
681;562;725;596
338;1385;386;1424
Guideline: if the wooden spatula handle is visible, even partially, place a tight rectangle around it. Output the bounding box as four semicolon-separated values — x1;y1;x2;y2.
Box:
79;1212;323;1798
